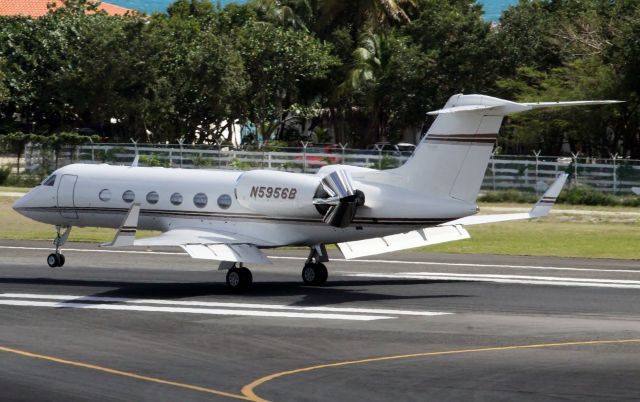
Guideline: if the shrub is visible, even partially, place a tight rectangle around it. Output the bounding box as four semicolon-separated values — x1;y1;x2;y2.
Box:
0;166;10;185
558;185;618;206
478;189;538;203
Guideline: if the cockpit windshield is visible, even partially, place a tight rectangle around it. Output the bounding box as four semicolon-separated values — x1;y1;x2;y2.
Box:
41;175;56;187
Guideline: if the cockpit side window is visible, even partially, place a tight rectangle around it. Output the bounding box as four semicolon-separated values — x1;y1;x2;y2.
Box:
42;175;56;186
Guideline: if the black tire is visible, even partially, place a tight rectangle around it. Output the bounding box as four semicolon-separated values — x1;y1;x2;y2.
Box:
314;263;328;285
238;267;253;286
47;253;59;268
226;267;252;291
58;254;65;267
302;263;328;285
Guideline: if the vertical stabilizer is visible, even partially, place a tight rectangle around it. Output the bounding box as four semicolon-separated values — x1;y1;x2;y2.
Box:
390;94;620;203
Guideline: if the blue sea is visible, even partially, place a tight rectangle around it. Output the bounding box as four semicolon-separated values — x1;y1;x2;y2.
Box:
107;0;517;21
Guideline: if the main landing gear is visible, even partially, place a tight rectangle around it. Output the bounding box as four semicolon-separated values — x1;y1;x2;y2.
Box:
225;263;253;291
302;245;329;286
47;225;71;268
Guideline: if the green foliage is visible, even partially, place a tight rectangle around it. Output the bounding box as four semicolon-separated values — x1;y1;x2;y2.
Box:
191;155;213;167
379;154;400;170
138;154;169;167
558;185;618;206
0;0;636;155
0;167;10;185
230;158;256;170
479;189;538;204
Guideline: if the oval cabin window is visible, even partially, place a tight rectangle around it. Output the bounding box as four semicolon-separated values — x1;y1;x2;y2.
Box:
170;193;183;206
217;194;232;209
146;191;159;205
122;190;135;203
193;193;208;208
99;189;111;202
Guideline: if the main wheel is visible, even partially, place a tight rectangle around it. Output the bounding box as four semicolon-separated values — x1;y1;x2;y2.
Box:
302;263;328;286
47;253;59;268
226;267;252;291
58;254;65;267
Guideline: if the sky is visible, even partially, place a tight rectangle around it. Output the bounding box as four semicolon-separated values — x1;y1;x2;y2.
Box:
106;0;517;21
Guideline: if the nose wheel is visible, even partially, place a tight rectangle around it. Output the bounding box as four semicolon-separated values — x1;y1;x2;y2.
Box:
48;225;71;268
226;265;253;291
47;253;65;268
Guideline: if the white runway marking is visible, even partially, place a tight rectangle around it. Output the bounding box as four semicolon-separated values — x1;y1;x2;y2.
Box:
1;245;638;274
346;272;640;289
0;293;452;321
0;293;450;317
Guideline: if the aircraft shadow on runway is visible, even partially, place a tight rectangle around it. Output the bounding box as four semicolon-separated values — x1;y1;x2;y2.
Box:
0;277;474;306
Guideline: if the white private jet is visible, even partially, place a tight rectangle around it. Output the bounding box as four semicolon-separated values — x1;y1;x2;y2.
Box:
12;94;620;290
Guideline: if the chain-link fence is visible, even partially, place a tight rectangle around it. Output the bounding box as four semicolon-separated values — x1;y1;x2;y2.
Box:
5;143;640;194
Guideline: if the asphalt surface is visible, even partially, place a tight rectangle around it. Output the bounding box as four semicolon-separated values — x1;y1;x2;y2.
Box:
1;240;639;401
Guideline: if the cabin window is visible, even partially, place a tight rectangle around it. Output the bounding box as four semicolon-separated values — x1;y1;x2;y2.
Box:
146;191;159;205
193;193;208;208
99;189;112;202
217;194;232;209
122;190;135;203
42;175;56;187
170;193;183;206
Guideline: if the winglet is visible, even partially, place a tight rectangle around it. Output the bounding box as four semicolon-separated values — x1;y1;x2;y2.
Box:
529;173;568;218
101;203;140;247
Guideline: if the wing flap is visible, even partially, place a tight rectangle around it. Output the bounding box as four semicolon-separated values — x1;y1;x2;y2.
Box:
182;244;272;265
338;225;470;260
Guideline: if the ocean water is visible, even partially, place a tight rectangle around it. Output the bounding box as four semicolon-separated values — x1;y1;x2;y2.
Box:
107;0;517;21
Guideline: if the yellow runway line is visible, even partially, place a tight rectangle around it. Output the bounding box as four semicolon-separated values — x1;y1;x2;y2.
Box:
241;339;640;402
0;346;250;401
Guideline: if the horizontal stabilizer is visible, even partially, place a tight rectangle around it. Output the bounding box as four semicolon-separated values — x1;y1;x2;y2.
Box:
522;100;624;108
338;225;470;260
182;244;271;265
100;203;140;247
426;95;622;117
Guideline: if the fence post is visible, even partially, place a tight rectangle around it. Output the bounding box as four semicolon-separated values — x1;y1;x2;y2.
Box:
571;152;580;185
491;152;496;191
375;144;383;169
610;153;620;194
301;141;309;173
533;150;541;194
339;143;348;164
130;138;138;166
178;138;184;168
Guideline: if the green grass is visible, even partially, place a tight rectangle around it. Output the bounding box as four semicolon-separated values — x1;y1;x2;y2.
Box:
0;186;31;193
2;192;639;259
427;220;640;259
0;196;158;243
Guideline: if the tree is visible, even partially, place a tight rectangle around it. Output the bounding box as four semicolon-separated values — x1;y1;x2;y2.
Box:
235;21;339;140
0;132;46;174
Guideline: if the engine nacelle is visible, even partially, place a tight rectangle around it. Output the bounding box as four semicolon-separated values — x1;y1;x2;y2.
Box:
235;170;322;217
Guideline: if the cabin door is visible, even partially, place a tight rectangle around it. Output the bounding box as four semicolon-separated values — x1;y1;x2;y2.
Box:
57;174;79;219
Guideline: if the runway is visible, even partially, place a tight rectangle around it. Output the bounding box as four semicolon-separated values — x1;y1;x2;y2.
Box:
1;240;639;401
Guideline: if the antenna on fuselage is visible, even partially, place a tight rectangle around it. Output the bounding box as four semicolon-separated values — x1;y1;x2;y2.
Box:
130;138;139;167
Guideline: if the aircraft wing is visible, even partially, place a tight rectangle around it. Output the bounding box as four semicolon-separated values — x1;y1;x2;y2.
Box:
134;229;275;265
337;174;568;260
446;173;568;226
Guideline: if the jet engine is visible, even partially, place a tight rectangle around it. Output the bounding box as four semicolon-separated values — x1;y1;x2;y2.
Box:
312;170;365;228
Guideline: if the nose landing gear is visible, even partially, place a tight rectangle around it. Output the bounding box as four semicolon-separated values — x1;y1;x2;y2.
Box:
302;245;329;286
48;226;71;268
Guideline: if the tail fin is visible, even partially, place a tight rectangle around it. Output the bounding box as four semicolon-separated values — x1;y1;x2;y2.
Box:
391;94;621;203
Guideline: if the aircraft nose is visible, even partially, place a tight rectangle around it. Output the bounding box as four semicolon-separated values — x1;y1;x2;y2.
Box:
12;194;27;212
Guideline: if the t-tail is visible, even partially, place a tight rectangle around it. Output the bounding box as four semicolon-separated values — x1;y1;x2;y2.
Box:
391;94;621;203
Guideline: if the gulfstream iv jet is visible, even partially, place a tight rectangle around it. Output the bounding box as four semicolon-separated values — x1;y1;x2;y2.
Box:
12;94;619;289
